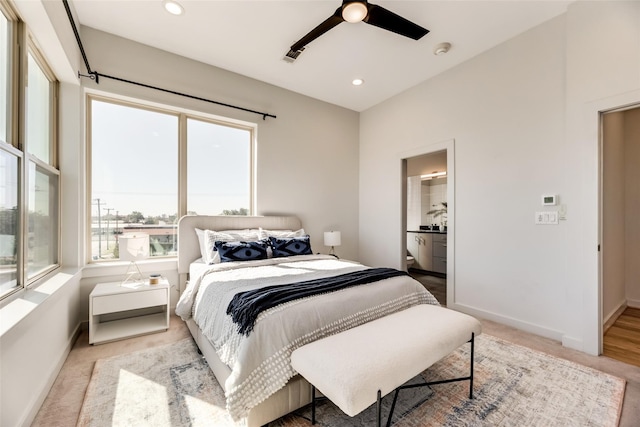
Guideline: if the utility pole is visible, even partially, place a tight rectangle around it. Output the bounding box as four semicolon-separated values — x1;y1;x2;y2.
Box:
92;199;102;258
104;207;113;250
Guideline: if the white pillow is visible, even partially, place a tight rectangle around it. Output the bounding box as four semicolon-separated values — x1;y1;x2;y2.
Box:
195;228;207;260
203;229;261;264
258;228;306;239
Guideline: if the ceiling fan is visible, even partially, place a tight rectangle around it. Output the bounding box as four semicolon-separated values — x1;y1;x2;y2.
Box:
285;0;429;61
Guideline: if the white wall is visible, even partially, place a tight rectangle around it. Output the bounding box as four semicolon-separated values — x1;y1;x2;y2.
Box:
0;271;81;427
359;1;640;354
602;112;626;323
562;0;640;353
624;108;640;306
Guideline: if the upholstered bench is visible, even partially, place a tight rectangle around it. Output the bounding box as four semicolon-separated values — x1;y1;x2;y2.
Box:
291;304;482;427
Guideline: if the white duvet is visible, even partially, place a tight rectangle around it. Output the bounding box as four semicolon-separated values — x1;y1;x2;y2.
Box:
176;254;439;421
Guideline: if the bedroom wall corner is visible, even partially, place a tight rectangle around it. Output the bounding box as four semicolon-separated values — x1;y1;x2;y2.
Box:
359;13;569;345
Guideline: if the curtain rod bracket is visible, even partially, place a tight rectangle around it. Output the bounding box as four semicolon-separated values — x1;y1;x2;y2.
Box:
78;71;96;81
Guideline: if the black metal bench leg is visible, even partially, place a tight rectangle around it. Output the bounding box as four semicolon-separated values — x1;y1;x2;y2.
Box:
386;388;400;427
469;332;475;399
311;385;316;425
376;390;382;427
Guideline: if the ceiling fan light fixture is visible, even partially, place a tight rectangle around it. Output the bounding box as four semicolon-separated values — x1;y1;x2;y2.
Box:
163;0;184;16
342;2;368;23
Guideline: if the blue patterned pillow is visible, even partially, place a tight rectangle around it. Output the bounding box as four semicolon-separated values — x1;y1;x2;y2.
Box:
214;240;269;263
269;235;313;258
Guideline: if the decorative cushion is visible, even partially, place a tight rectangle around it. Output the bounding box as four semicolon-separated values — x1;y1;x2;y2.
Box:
269;235;313;258
214;240;269;263
258;228;306;239
203;229;261;264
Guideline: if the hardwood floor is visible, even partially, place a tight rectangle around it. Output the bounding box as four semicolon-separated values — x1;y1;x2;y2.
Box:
409;270;446;306
604;307;640;367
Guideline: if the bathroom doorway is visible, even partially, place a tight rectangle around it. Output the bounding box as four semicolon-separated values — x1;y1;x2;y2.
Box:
401;140;454;307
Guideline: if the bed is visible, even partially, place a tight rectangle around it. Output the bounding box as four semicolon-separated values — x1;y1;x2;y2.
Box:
175;215;440;426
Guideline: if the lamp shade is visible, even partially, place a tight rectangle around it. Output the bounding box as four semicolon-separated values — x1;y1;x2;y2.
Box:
119;233;150;261
324;231;342;247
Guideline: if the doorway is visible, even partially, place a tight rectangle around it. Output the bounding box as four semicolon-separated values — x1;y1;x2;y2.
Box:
401;140;454;307
601;105;640;366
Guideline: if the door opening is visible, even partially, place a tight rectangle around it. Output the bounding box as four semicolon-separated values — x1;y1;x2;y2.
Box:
400;140;454;307
601;105;640;366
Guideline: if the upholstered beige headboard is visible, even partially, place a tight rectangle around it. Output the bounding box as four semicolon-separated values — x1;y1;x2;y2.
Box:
177;215;302;290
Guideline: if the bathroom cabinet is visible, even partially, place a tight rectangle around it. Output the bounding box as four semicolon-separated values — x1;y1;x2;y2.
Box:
407;232;433;271
432;234;447;274
407;231;447;275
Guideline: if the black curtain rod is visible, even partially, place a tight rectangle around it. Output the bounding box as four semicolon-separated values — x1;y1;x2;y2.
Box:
61;0;276;120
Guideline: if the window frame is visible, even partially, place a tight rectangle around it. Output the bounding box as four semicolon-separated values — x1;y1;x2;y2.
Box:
0;1;60;301
22;32;59;285
86;93;256;264
0;1;19;141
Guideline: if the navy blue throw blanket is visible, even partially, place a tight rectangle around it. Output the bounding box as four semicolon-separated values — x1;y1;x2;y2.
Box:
227;267;408;336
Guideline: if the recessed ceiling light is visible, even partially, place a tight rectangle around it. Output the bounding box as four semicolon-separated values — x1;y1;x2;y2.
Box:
163;0;184;16
352;78;364;86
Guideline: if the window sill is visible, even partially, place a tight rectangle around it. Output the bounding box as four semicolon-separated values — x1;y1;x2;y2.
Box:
0;268;82;336
82;257;178;279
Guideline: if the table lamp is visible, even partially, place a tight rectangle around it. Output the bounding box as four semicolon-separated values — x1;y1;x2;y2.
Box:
324;231;341;258
119;233;149;285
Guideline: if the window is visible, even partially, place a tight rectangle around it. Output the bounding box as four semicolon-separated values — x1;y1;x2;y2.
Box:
187;117;252;215
27;162;58;277
88;96;254;261
26;52;52;163
0;1;59;300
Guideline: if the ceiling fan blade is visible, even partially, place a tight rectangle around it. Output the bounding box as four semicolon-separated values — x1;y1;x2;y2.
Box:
364;3;429;40
289;9;344;55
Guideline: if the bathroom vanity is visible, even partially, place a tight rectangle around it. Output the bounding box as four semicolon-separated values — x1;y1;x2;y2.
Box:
407;230;447;276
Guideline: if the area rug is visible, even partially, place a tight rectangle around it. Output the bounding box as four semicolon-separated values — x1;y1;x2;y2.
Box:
77;335;625;427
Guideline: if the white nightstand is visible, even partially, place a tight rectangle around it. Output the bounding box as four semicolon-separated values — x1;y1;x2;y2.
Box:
89;280;170;345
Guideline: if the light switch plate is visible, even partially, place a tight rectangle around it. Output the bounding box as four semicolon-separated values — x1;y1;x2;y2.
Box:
535;211;559;225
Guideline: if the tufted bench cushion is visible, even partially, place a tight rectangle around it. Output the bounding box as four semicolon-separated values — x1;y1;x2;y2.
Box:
291;304;482;422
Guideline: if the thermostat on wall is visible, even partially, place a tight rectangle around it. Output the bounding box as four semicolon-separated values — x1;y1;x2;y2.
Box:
542;194;557;206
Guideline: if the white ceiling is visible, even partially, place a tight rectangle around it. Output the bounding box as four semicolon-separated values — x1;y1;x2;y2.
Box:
71;0;573;112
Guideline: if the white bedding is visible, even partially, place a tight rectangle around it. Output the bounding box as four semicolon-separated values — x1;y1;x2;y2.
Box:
176;254;439;421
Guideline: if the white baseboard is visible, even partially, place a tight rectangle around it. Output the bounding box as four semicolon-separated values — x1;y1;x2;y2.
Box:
448;302;565;342
561;335;584;352
603;301;627;333
23;322;82;426
627;298;640;309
